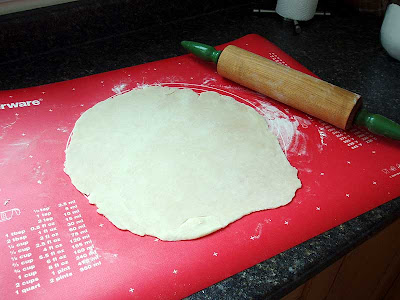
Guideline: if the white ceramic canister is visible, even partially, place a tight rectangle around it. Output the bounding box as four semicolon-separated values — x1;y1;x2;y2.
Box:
381;3;400;61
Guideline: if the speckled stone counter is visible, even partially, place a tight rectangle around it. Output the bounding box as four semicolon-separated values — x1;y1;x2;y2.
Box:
1;2;399;299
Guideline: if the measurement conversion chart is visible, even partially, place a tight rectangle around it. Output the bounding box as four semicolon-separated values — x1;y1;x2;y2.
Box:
2;200;100;296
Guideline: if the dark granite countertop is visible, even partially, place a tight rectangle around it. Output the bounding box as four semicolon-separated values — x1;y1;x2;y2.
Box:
1;1;399;299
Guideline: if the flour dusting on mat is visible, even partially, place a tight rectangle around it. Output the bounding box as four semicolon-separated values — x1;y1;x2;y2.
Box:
317;126;328;151
112;83;128;95
256;101;310;157
202;77;217;85
95;247;118;263
0;115;19;140
250;223;263;240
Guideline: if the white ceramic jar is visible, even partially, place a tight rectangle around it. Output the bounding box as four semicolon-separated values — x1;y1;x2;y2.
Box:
276;0;319;21
381;3;400;61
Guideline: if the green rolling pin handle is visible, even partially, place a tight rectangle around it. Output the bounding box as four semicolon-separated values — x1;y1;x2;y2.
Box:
181;41;221;64
354;109;400;140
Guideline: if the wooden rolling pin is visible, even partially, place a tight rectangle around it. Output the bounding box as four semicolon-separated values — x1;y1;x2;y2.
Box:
181;41;400;139
218;45;361;130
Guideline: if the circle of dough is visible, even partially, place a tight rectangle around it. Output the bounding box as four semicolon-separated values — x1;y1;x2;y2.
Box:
64;86;301;241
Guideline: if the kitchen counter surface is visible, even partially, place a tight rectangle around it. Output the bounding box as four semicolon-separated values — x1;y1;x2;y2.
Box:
1;1;399;299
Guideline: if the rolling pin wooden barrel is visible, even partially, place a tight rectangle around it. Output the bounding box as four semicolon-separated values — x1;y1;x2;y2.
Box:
217;45;362;130
181;40;400;140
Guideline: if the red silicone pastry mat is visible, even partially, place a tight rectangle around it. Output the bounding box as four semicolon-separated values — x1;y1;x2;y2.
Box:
0;34;399;299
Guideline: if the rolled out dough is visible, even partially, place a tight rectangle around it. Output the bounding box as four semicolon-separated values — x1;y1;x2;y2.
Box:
64;86;301;241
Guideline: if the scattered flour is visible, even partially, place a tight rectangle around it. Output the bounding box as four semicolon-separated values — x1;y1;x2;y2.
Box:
112;83;128;95
256;101;311;157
